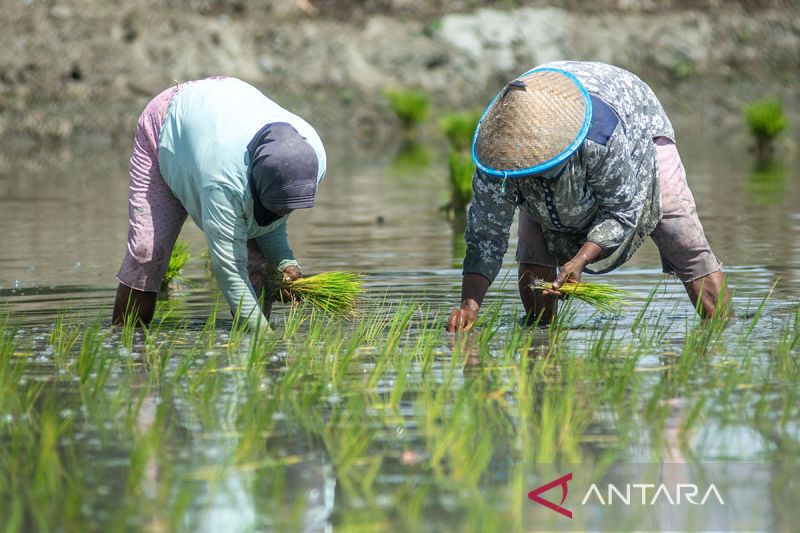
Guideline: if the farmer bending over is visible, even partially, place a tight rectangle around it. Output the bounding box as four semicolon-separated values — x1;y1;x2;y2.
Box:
113;77;326;331
448;61;730;332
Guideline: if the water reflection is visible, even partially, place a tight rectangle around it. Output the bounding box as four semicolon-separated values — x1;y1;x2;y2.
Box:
745;160;788;206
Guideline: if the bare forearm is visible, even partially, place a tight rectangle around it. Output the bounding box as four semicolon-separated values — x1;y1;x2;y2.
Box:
552;241;605;289
575;241;603;267
460;273;492;310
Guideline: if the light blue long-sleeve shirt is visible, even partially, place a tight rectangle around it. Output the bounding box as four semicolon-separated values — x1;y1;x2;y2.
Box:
158;77;326;330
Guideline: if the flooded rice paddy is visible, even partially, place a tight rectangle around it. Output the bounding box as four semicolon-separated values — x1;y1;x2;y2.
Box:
0;124;799;531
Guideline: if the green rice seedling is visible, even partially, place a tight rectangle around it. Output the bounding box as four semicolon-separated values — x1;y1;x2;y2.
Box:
0;313;17;358
322;396;377;489
161;239;191;291
470;300;505;349
778;387;799;429
271;271;364;315
281;300;311;340
76;320;104;385
406;308;441;370
142;324;183;382
776;304;800;359
231;374;281;466
427;382;496;487
446;149;474;214
119;301;141;349
596;348;643;437
630;285;659;334
380;303;417;356
738;281;772;343
0;389;86;532
171;309;217;385
393;483;432;533
678;392;708;452
530;278;634;316
514;356;589;463
543;297;578;351
1;326;32;374
244;325;280;375
0;358;44;427
743;98;788;157
357;301;396;347
587;321;621;362
330;330;365;389
302;308;341;349
49;311;82;366
675;319;727;388
383;88;430;130
440;110;481;151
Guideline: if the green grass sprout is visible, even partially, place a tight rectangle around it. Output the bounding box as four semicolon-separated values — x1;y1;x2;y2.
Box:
440;110;481;151
743;98;788;158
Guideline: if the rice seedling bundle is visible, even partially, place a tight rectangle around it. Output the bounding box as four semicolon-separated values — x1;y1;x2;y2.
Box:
530;279;634;315
278;272;364;315
448;149;474;211
743;98;787;143
162;240;191;290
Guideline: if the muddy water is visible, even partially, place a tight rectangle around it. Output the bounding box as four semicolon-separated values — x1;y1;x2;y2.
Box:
1;123;798;322
1;120;799;531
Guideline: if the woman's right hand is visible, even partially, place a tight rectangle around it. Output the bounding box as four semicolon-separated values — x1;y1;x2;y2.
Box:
447;301;479;332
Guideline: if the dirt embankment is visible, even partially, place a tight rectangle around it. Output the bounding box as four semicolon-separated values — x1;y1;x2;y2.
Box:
0;0;798;151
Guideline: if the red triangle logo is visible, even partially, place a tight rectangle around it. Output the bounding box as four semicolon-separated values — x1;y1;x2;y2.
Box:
528;472;573;519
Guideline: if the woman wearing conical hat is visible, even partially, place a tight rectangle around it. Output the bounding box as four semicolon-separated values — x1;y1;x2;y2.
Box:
447;61;731;331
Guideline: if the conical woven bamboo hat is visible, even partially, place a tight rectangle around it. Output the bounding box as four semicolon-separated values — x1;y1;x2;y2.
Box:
473;68;592;177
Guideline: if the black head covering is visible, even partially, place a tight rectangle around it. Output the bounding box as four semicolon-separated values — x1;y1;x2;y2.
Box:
246;122;319;226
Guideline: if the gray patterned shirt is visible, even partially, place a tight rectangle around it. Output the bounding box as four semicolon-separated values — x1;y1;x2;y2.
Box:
464;61;675;282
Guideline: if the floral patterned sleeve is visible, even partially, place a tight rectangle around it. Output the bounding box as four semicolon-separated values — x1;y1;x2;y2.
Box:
584;133;645;252
462;170;517;282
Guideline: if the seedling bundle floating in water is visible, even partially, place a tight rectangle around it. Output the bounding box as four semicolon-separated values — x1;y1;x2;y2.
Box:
277;271;364;315
530;279;634;315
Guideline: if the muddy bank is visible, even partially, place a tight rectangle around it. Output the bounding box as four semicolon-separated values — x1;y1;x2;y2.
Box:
0;0;798;152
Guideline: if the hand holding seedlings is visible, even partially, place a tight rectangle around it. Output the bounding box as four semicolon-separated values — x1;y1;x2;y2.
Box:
530;278;633;316
280;265;303;302
275;271;364;315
